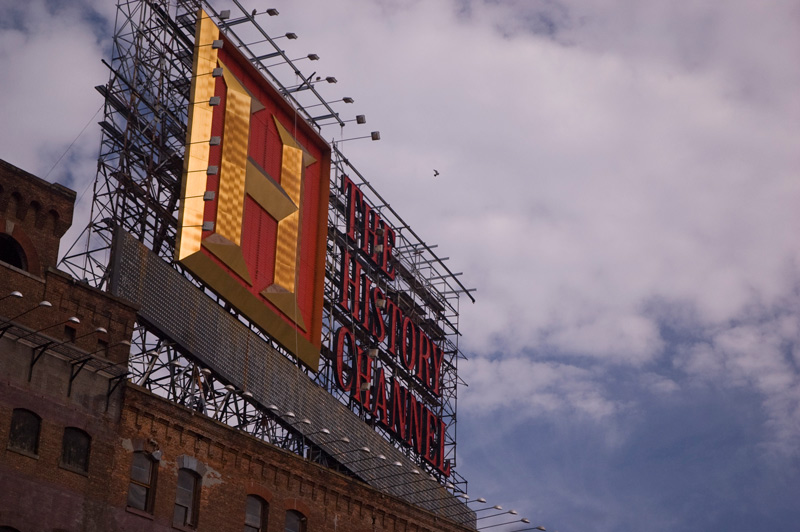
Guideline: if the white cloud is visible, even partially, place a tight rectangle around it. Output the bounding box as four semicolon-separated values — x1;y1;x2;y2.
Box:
0;2;109;180
675;312;800;453
3;1;800;527
461;356;621;420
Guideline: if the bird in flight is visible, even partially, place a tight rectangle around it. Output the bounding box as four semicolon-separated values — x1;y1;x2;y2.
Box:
433;169;440;177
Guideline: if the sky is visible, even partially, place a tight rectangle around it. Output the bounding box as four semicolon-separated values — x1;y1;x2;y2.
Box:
1;1;799;531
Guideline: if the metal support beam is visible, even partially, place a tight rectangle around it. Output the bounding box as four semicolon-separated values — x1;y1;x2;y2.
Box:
68;357;92;397
105;372;129;411
28;341;53;382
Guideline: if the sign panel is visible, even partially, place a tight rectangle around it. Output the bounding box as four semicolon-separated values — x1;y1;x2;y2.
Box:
176;9;330;369
329;174;451;476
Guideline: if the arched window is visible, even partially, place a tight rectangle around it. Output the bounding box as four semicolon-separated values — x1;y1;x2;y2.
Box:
127;451;158;512
284;510;306;532
244;495;268;532
8;408;41;455
0;234;27;271
0;526;22;532
61;427;91;473
173;468;201;528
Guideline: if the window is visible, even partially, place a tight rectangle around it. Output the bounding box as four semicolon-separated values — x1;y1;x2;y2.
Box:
96;338;109;357
8;408;41;455
0;234;27;271
0;526;22;532
244;495;267;532
61;427;91;473
173;468;200;528
127;451;158;512
284;510;306;532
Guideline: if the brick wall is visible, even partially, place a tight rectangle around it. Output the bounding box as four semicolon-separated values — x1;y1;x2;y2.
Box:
107;386;475;532
0;160;476;532
0;159;75;276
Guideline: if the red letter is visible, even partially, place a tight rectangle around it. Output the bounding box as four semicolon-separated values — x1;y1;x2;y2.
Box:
406;392;424;455
371;367;389;428
353;346;373;411
385;298;403;358
437;417;451;477
333;327;355;392
380;223;396;279
429;343;444;396
416;330;432;386
424;408;438;465
389;379;407;441
361;201;378;259
359;275;372;332
338;248;362;323
369;287;386;342
342;174;363;242
400;316;417;373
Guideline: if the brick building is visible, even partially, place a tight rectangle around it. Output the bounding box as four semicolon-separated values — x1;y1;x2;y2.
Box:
0;160;475;531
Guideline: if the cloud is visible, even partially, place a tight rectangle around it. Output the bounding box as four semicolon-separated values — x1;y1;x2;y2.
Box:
461;356;622;420
675;303;800;454
0;1;115;247
3;1;799;529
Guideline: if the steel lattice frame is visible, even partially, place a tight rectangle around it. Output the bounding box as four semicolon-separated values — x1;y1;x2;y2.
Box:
59;0;475;514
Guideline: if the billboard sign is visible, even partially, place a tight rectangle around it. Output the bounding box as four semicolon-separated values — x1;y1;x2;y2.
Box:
176;10;330;370
331;174;451;476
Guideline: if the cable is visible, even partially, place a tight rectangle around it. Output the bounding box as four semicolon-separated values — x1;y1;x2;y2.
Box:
43;103;104;181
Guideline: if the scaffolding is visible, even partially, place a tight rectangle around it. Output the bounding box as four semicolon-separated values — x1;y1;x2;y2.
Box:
59;0;474;521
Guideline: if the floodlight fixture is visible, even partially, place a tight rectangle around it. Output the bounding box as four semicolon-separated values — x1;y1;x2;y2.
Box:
342;97;354;103
358;457;403;473
30;325;109;364
412;480;454;495
511;526;546;532
477;509;518;521
305;428;331;438
1;300;52;326
263;54;319;69
335;132;380;143
328;445;370;458
267;8;279;16
345;452;382;466
330;435;349;444
320;435;350;445
480;518;530;531
475;505;503;513
0;290;23;302
15;315;80;342
380;467;421;483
